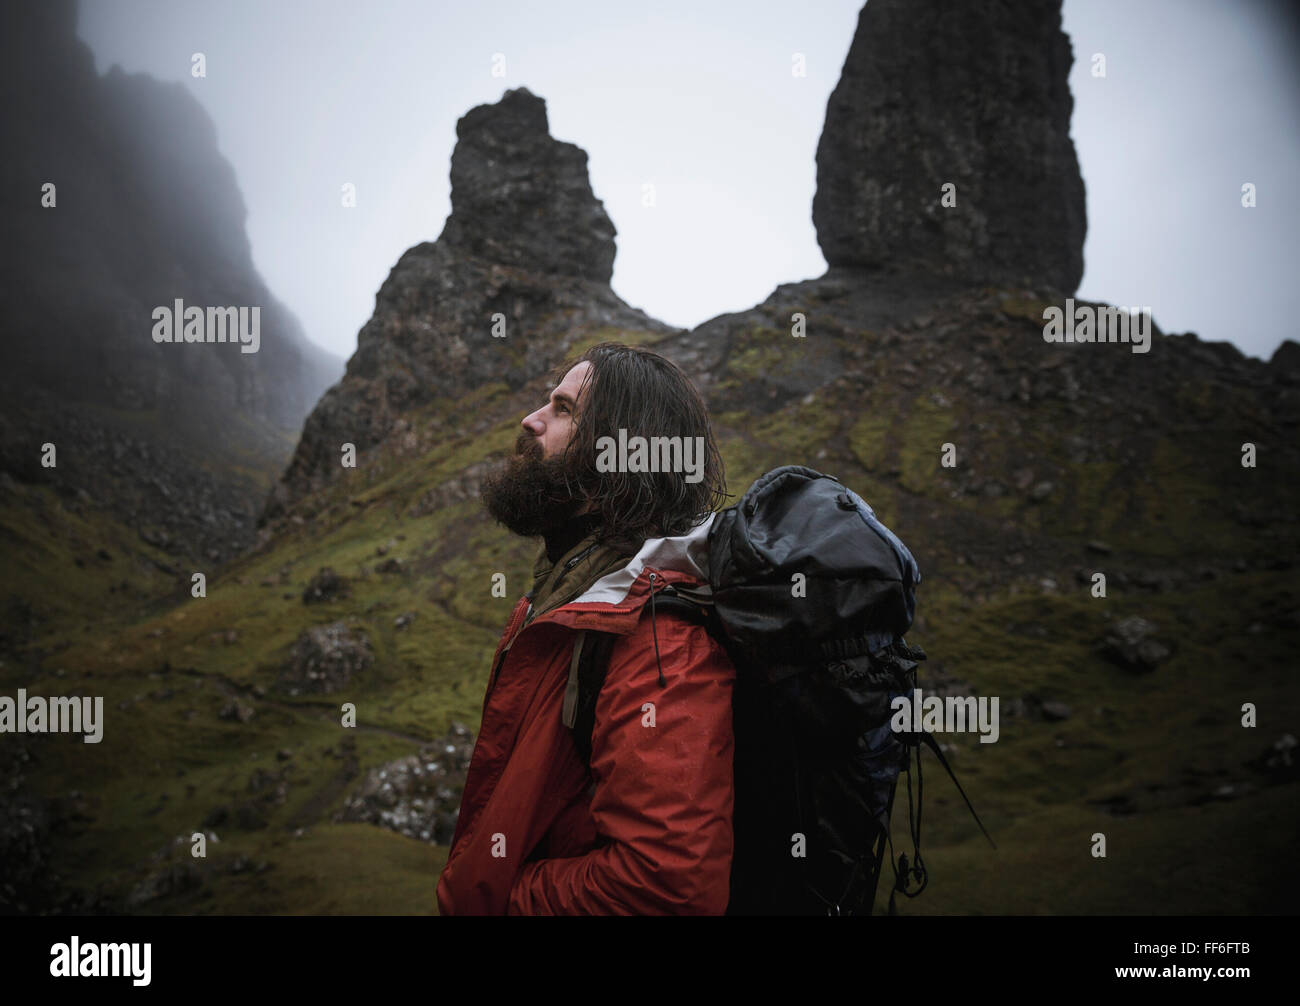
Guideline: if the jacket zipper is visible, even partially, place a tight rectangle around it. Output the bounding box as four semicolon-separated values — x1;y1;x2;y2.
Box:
488;598;532;692
564;543;598;571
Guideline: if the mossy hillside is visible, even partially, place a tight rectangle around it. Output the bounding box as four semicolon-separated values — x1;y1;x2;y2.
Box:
997;294;1054;326
7;302;1298;914
25;703;438;912
133;823;445;915
722;327;795;381
700;334;1289;606
969;385;1263;561
847;411;892;477
5;386;560;912
430;514;535;631
0;387;308;667
748;394;842;467
896;572;1297;849
877;791;1298;915
17;554;1294;915
893;396;959;498
48;498;506;737
0;484;182;644
831;334;1291;577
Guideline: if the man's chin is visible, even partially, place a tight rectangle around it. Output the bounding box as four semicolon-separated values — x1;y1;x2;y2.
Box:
478;459;583;539
483;502;584;540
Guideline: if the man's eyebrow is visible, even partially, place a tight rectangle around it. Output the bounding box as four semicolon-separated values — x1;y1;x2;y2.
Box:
551;391;577;410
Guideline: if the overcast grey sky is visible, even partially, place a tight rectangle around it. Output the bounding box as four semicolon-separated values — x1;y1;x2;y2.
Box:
77;0;1299;362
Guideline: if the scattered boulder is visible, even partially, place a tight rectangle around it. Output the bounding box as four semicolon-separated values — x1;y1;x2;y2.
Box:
302;567;348;604
217;698;255;723
247;766;289;806
1245;733;1297;782
1134;569;1168;591
1102;616;1172;671
279;621;374;695
125;861;203;908
1087;793;1137;817
335;723;475;844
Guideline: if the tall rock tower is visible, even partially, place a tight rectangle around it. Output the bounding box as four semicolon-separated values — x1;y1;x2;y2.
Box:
813;0;1087;295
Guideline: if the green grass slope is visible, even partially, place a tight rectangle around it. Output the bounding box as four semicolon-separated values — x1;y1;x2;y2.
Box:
3;304;1297;915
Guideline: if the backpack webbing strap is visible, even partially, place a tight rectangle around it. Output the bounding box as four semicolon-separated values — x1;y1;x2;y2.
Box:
561;630;588;731
569;631;617;764
917;730;997;850
865;780;897;915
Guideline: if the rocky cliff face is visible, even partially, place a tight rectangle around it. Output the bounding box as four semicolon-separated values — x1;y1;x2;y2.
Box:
0;0;340;563
261;87;673;520
813;0;1087;295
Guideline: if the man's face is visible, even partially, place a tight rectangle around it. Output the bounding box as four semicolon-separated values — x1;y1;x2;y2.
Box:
521;361;590;459
478;362;593;538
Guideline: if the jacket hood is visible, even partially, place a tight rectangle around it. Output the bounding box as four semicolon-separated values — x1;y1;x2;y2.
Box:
569;512;715;608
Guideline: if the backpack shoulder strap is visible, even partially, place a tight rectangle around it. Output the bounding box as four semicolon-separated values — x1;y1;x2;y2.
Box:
566;630;618;764
566;590;713;765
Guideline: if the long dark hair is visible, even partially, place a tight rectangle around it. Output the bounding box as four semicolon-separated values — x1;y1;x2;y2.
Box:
557;342;728;551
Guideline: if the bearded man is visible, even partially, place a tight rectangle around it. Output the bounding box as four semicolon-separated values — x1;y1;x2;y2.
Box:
434;341;735;915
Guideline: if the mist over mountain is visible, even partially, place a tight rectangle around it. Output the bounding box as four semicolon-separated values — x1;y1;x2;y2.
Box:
0;0;341;565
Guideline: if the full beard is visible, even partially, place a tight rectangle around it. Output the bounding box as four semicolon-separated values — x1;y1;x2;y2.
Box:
479;432;585;538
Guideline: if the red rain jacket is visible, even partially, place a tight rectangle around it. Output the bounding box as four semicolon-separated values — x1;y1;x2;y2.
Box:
435;516;735;915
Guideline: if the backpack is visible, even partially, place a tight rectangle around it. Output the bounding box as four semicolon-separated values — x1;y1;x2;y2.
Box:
569;465;994;915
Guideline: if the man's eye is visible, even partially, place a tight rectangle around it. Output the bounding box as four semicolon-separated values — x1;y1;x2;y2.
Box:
555;403;569;414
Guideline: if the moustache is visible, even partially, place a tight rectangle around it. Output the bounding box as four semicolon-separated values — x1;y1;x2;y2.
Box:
514;432;544;459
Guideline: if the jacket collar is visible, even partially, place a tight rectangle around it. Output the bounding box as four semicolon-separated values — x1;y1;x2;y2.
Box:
525;513;717;636
527;536;633;624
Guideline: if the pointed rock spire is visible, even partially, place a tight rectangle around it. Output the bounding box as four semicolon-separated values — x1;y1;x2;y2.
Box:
813;0;1086;295
437;87;616;282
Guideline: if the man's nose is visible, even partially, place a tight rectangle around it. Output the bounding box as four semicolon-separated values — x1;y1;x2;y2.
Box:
521;410;544;435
